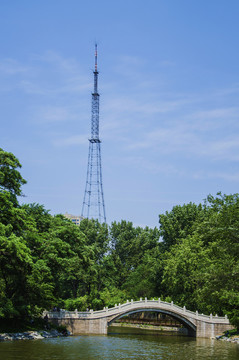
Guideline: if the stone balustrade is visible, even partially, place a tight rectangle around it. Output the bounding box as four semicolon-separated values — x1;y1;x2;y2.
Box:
45;298;233;338
45;298;228;324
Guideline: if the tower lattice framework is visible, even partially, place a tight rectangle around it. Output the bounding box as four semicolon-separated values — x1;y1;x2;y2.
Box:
81;45;106;223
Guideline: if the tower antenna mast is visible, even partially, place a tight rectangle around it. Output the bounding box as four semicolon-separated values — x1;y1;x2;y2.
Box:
81;44;106;223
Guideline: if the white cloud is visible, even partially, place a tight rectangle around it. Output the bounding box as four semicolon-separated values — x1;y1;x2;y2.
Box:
189;107;239;122
114;55;145;74
202;138;239;161
122;155;185;176
214;84;239;97
192;170;239;182
32;105;80;123
32;51;81;73
2;52;239;169
0;52;91;96
0;58;29;75
53;134;88;147
101;82;239;164
208;171;239;182
159;60;176;67
126;123;239;162
20;79;91;96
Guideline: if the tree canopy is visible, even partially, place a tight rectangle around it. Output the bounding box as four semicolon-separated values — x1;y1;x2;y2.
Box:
0;148;238;329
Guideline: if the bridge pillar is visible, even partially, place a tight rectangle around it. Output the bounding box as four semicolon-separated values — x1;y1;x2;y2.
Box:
50;317;108;335
195;319;234;338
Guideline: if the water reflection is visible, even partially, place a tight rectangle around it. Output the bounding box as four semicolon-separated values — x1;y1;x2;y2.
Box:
0;326;238;360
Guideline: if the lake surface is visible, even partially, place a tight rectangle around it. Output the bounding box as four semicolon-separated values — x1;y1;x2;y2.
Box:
0;326;238;360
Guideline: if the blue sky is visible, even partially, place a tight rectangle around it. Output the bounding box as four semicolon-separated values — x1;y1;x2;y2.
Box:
1;0;239;228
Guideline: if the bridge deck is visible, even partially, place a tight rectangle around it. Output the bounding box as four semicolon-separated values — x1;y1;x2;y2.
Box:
45;298;229;324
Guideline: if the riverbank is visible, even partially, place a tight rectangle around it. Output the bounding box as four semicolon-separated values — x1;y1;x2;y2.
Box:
111;323;239;342
111;322;188;334
214;328;239;344
0;329;71;342
216;334;239;344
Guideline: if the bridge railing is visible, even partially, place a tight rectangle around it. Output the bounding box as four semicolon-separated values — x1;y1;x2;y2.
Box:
44;299;229;323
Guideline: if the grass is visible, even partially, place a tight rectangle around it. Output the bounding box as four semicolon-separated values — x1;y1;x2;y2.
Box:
223;329;239;338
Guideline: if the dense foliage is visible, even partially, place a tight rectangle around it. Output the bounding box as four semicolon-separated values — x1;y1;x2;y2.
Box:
0;148;238;329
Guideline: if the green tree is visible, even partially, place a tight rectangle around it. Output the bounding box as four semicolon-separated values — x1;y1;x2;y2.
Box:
0;151;55;319
159;202;205;249
124;248;161;299
161;234;209;310
108;221;160;297
160;193;239;329
196;193;239;328
0;223;54;318
0;149;29;235
21;203;52;233
79;219;109;297
0;148;26;201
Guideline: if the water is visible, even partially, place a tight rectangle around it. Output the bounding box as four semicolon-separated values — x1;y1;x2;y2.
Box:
0;326;238;360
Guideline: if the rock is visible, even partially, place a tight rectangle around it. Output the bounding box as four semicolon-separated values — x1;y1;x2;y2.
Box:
32;333;44;340
12;333;26;340
0;334;13;341
49;330;59;337
41;331;49;338
0;329;68;341
215;333;239;344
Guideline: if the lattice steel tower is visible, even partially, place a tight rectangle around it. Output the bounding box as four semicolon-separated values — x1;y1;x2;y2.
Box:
81;44;106;223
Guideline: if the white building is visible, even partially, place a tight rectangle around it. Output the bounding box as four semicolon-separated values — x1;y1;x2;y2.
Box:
64;213;84;226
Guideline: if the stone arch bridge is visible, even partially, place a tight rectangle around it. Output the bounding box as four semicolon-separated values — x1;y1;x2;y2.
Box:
45;298;233;338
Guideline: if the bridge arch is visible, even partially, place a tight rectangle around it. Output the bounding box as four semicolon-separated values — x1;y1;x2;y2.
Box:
46;299;233;338
107;308;196;337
